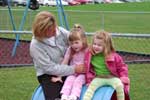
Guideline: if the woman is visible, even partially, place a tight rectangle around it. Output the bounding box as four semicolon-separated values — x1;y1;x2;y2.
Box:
30;11;85;100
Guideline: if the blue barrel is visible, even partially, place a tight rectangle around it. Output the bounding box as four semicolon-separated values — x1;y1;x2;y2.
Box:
31;85;114;100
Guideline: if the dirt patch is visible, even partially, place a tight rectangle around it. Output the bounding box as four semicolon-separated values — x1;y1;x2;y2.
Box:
0;38;150;67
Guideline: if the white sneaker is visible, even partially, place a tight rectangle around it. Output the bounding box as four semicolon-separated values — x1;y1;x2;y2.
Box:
68;95;77;100
55;98;61;100
61;95;68;100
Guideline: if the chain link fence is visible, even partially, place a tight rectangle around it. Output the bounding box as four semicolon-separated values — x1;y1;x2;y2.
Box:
0;9;150;67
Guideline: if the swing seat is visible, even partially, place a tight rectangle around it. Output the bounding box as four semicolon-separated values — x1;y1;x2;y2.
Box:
31;85;115;100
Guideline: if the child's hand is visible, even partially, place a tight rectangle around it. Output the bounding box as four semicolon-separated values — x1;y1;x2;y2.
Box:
89;45;95;55
51;76;63;83
120;77;130;85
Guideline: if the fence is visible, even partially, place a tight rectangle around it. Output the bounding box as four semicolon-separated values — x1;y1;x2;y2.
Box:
0;9;150;67
1;9;150;32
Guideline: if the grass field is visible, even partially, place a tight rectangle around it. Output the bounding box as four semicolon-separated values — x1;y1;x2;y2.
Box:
0;2;150;100
0;64;150;100
0;67;38;100
0;2;150;33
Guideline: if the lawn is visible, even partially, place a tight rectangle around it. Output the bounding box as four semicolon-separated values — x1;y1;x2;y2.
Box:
0;67;38;100
129;64;150;100
0;2;150;33
0;64;150;100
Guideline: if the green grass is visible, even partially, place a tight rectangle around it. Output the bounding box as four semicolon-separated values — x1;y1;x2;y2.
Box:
0;67;38;100
0;2;150;32
39;2;150;11
0;64;150;100
129;64;150;100
38;2;150;33
113;37;150;54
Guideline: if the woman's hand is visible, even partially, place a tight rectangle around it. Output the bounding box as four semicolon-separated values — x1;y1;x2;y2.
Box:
75;64;86;73
51;76;63;83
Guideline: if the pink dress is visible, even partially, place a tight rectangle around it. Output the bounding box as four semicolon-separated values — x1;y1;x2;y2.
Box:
60;47;87;98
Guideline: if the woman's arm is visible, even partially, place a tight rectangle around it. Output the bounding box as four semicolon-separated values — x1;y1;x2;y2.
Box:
30;41;74;76
30;41;85;76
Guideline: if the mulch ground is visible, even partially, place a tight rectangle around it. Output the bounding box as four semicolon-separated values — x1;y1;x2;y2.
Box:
0;38;150;67
0;38;32;66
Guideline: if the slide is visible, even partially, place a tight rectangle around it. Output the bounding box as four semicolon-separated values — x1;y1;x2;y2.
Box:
31;85;115;100
31;85;45;100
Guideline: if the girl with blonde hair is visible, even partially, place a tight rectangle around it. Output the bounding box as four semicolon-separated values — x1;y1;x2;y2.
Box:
83;30;130;100
57;24;88;100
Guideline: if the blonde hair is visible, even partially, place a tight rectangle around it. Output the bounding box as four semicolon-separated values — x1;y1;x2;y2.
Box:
92;30;115;57
69;24;88;50
68;24;88;58
32;11;57;39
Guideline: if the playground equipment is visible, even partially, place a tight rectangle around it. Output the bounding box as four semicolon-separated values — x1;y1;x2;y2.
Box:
31;85;115;100
6;0;69;57
7;0;32;56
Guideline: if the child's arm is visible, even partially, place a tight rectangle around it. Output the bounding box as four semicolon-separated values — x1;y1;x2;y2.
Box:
51;47;71;83
115;54;128;75
115;53;130;85
61;47;71;64
61;57;69;65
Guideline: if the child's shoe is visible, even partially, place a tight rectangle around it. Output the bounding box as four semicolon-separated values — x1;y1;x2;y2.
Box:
55;98;61;100
61;95;68;100
68;95;78;100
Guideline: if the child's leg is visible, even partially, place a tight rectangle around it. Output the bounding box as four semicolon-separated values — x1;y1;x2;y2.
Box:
60;75;76;96
70;74;85;98
83;78;106;100
108;78;124;100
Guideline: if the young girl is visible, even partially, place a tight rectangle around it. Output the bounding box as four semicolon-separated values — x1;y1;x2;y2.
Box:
52;24;88;100
83;30;130;100
58;24;88;100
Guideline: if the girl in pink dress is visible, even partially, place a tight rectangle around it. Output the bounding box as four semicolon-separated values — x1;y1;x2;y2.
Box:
52;24;88;100
60;24;88;100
